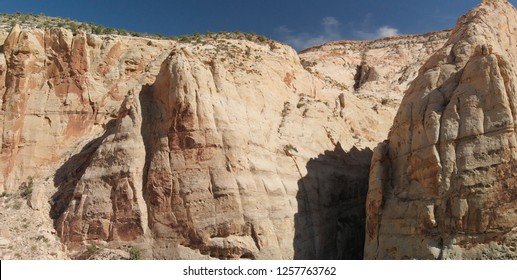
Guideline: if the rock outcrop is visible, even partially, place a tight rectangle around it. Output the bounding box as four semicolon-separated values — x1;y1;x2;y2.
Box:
353;62;378;91
0;25;174;259
0;25;173;195
365;0;517;259
299;30;450;141
1;23;394;259
299;30;450;97
51;90;148;245
50;38;382;259
6;0;516;260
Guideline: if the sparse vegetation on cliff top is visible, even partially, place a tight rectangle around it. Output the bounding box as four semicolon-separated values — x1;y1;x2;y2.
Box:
0;12;273;45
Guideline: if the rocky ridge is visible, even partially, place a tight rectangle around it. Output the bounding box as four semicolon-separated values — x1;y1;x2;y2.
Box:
299;30;450;102
366;0;517;259
3;0;516;260
0;21;401;259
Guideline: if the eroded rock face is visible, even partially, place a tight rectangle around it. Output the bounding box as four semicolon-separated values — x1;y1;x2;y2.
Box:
0;25;173;194
365;0;517;259
299;30;450;146
105;41;375;259
0;25;172;259
4;5;500;259
1;23;392;259
51;91;148;245
299;30;450;97
353;62;378;90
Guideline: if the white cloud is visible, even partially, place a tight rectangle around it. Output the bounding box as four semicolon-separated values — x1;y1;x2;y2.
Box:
356;26;400;40
275;26;293;34
276;15;401;51
277;16;342;51
322;16;339;37
377;26;399;37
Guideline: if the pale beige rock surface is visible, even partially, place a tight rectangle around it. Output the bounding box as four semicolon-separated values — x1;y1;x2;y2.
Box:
0;178;68;260
0;25;173;259
299;30;449;147
299;31;450;101
0;23;395;259
5;1;515;259
365;0;517;259
53;38;381;259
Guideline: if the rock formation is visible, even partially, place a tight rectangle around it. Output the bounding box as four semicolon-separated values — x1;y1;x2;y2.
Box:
365;0;517;259
353;62;378;91
0;25;173;195
50;38;382;259
0;23;393;259
3;0;517;260
299;30;450;97
0;24;174;259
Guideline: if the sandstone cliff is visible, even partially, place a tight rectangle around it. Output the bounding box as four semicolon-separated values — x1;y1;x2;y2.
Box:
300;30;450;94
366;0;517;259
0;21;399;259
50;36;384;259
298;30;449;146
0;24;174;259
4;1;511;260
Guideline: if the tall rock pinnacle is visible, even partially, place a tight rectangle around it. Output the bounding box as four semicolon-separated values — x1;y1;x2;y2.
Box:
365;0;517;259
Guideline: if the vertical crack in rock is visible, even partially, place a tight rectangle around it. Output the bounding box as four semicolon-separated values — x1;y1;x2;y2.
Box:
296;144;372;259
353;61;378;91
138;84;155;235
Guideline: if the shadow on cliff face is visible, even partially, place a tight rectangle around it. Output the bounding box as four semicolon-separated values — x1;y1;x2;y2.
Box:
137;84;153;204
50;85;152;250
50;120;117;222
294;143;372;259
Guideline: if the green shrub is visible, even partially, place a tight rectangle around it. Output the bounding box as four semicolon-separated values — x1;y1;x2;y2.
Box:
87;244;99;255
93;26;104;34
284;144;298;156
104;27;115;34
129;247;141;260
35;235;49;243
19;177;33;199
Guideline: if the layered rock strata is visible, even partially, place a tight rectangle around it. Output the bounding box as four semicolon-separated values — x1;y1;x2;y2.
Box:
1;24;393;259
0;25;173;194
365;0;517;259
55;39;380;259
299;30;450;96
5;2;511;259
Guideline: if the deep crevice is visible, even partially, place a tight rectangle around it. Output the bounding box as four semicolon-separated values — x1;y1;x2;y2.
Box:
294;143;372;260
138;84;155;232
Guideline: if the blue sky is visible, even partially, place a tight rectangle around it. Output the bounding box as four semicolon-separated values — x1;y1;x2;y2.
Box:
1;0;515;50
